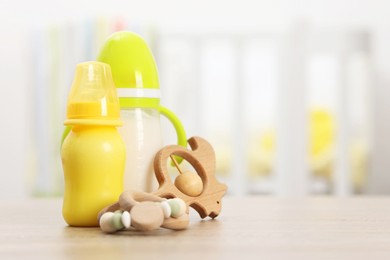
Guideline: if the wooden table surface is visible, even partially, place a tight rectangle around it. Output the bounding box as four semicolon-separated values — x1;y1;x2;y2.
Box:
1;196;390;259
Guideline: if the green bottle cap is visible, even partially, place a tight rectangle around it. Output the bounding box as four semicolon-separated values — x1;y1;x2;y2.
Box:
97;31;160;108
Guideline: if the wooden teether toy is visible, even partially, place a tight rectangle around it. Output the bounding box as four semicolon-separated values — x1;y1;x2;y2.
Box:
154;136;228;219
98;190;189;233
98;136;227;233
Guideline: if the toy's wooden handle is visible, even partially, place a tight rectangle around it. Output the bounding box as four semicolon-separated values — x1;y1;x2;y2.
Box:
153;136;227;218
153;137;209;195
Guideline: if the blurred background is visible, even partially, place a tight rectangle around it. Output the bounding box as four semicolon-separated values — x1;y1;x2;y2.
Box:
1;0;390;198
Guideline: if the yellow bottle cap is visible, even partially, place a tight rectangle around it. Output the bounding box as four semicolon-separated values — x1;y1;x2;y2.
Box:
64;61;122;126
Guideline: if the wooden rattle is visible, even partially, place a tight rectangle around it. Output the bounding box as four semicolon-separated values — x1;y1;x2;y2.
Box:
98;190;189;233
154;136;228;219
98;136;227;233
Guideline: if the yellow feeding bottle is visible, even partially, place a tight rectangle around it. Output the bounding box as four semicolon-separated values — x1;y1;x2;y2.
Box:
61;61;125;227
97;31;187;192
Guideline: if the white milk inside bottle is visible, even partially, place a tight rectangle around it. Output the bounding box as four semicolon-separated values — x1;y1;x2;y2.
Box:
119;108;162;192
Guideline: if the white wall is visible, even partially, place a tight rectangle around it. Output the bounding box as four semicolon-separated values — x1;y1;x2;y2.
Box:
1;0;390;197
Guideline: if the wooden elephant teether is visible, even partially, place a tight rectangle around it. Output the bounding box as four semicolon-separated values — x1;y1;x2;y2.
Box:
153;136;228;219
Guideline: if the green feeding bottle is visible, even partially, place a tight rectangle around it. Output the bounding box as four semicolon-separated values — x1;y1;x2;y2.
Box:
97;31;187;192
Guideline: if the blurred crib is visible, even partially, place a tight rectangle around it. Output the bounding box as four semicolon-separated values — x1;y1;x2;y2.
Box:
156;24;372;196
31;20;372;196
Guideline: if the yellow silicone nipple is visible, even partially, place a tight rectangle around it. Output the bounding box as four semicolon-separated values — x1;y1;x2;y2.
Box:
64;61;122;126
